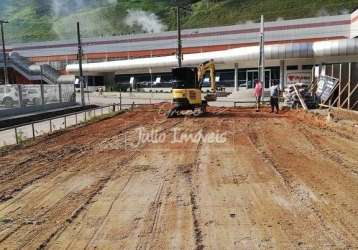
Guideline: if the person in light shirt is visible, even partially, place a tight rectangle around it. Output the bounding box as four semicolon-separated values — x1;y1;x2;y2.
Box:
254;80;263;112
270;81;280;114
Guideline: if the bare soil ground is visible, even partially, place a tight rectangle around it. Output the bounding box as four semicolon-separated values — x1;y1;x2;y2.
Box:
0;105;357;249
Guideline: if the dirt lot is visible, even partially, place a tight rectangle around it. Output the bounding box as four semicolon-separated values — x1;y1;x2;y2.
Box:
0;105;357;249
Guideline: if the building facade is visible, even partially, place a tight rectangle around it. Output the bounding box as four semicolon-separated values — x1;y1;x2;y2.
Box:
5;9;358;92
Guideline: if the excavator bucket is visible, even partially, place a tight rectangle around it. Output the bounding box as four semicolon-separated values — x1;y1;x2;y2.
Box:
167;108;178;118
204;93;217;102
204;90;231;102
215;91;231;97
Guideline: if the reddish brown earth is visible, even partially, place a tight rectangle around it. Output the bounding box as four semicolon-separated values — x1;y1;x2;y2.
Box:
0;106;357;249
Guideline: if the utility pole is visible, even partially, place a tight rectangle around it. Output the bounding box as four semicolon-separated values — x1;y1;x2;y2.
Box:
258;15;265;93
0;20;9;85
176;6;182;67
40;65;45;105
77;22;85;106
149;67;153;89
40;64;43;85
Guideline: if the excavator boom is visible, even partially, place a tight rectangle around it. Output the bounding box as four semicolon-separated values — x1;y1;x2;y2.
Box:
167;59;231;118
197;59;216;92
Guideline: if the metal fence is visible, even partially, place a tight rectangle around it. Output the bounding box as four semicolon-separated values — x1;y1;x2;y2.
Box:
0;103;138;147
0;83;75;110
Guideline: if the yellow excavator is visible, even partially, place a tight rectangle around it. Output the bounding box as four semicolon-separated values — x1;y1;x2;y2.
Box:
167;59;230;118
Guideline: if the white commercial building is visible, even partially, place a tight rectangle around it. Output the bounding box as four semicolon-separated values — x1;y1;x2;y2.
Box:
9;9;358;92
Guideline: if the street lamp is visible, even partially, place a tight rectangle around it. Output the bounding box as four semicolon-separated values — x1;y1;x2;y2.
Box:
0;20;9;85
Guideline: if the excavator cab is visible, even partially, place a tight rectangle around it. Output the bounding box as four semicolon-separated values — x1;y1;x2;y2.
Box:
167;60;231;118
168;67;206;118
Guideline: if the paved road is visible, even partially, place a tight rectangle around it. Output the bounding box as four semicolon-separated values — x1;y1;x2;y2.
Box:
78;90;264;108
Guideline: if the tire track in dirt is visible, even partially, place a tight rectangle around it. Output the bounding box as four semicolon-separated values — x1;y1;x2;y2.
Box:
0;158;114;248
246;119;358;246
43;118;186;249
0;144;83;180
246;125;339;243
36;176;112;250
132;120;196;249
180;120;214;250
0;150;89;204
0;189;82;245
96;118;183;152
1;107;357;249
135;181;165;250
185;109;229;250
0;152;88;213
55;158;146;250
173;117;220;250
83;173;135;250
189;140;205;250
134;118;209;250
0;111;158;200
297;125;358;176
0;111;166;248
0;168;102;247
246;126;292;188
35;152;139;250
0;109;159;203
0;108;176;248
1;160;113;247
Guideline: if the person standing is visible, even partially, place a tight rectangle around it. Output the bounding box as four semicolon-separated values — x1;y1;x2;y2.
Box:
270;81;280;113
254;80;263;112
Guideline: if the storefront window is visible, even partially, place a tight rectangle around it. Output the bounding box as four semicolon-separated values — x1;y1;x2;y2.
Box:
287;65;298;70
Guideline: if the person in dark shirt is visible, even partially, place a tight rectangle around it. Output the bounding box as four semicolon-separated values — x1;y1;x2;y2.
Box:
270;81;280;113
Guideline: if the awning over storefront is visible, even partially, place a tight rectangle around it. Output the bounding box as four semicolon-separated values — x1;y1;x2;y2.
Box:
66;39;358;74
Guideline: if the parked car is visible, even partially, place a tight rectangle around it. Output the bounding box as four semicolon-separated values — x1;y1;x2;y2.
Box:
44;87;59;103
22;87;42;105
0;85;19;108
113;83;130;92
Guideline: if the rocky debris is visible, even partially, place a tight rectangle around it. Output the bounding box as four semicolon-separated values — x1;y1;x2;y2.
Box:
283;83;317;109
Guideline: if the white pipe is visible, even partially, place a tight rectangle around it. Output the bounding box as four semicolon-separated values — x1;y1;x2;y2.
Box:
66;39;358;74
